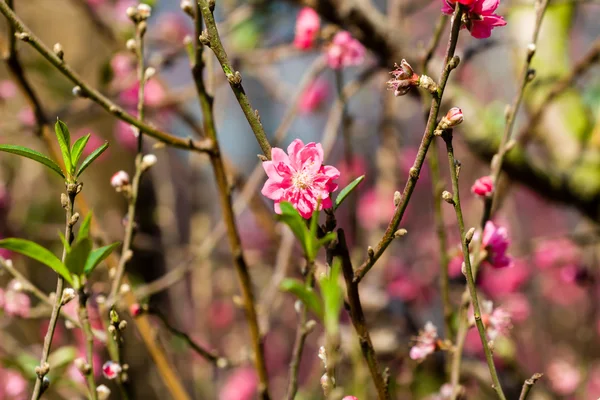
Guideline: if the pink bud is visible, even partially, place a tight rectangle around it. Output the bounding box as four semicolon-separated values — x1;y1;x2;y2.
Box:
102;361;122;380
445;107;463;127
129;303;142;317
111;171;130;188
471;175;493;197
294;8;320;50
342;397;359;400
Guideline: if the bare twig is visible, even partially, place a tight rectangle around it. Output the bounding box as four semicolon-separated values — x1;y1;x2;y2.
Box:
191;3;270;398
518;373;543;400
77;289;98;400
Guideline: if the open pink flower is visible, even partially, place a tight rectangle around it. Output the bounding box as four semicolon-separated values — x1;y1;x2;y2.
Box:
482;221;512;268
294;8;320;50
261;139;340;218
326;31;365;69
409;322;438;362
442;0;506;39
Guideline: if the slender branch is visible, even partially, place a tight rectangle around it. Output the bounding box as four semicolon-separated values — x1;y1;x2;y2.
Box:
31;187;78;399
150;308;229;367
518;373;543;400
0;1;213;154
77;289;98;400
191;4;270;398
354;4;464;282
197;0;271;158
482;0;550;224
336;229;390;400
518;36;600;146
441;130;506;400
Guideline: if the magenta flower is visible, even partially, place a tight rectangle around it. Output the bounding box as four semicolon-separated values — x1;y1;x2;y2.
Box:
326;31;365;69
261;139;340;219
294;7;320;50
471;175;494;197
481;221;512;268
409;322;438;362
442;0;507;39
102;361;122;380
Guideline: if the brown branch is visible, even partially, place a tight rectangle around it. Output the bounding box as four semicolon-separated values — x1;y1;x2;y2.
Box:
518;373;543;400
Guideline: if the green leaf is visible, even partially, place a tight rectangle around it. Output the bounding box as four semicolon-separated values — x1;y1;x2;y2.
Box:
76;142;109;177
335;175;365;210
316;232;337;249
77;213;92;242
280;278;323;320
277;202;313;260
0;145;64;178
84;242;120;275
47;346;77;370
0;238;72;284
70;134;90;170
319;260;343;336
54;120;72;177
65;237;92;276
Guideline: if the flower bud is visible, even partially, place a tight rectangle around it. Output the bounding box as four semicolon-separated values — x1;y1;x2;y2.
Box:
74;357;91;375
111;170;130;189
102;361;122;380
126;39;137;52
442;191;454;204
387;59;419;97
445;107;463;127
137;3;152;20
53;43;64;60
141;154;157;170
180;0;194;16
130;303;144;317
471;175;493;198
61;288;76;305
96;385;111;400
144;67;156;81
72;86;84;97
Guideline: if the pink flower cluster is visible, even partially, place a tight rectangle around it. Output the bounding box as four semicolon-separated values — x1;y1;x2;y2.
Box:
481;220;512;268
261;139;340;218
470;300;512;340
409;322;438;362
442;0;506;39
327;31;365;69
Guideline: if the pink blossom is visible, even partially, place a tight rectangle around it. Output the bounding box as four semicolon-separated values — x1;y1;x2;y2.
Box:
585;364;600;398
471;175;493;197
478;258;529;298
102;361;122;380
326;31;365;69
547;359;581;395
0;80;17;99
130;303;142;317
1;280;30;318
111;170;130;189
442;0;507;39
448;248;464;278
119;79;166;108
114;120;138;151
342;397;359;400
294;8;320;50
357;189;395;230
0;368;27;400
86;0;107;8
261;139;340;218
17;107;35;127
110;52;135;79
409;322;438;362
534;238;579;270
156;13;191;44
299;78;329;113
470;300;511;340
209;300;235;330
219;367;258;400
501;293;530;323
428;384;454;400
386;60;419;97
444;107;464;127
481;221;512;268
113;0;137;23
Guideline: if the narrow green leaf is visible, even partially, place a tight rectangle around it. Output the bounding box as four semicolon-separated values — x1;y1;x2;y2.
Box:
84;242;120;275
280;278;323;320
65;237;92;276
0;145;64;178
277;202;313;259
70;134;90;171
58;231;70;253
76;142;109;177
0;238;72;284
54;120;72;176
334;175;365;210
77;213;93;242
316;232;337;249
47;346;77;370
319;260;343;336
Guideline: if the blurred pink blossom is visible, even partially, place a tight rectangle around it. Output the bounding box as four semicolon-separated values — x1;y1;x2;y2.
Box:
0;368;27;400
18;107;35;127
219;367;258;400
478;258;529;298
357;189;395;230
299;78;329;113
534;238;579;270
471;175;493;198
0;80;17;99
481;221;512;268
294;7;320;50
156;13;191;44
115;120;138;151
337;156;366;187
547;359;581;395
110;52;135;79
448;248;464;278
119;79;166;108
86;0;107;8
409;322;438;362
585;363;600;398
261;139;340;218
326;31;365;69
102;361;122;380
501;293;530;323
208;300;235;330
469;300;512;340
74;130;109;160
342;397;359;400
540;268;586;306
1;280;30;318
442;0;507;39
113;0;137;24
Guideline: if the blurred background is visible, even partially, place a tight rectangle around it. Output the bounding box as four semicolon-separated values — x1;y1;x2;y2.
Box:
0;0;599;399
